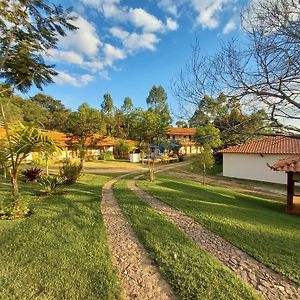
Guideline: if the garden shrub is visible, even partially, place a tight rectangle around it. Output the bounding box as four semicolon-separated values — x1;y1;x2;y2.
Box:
38;175;65;195
113;140;135;159
59;159;82;184
31;156;47;167
99;151;114;161
22;167;43;182
0;199;30;220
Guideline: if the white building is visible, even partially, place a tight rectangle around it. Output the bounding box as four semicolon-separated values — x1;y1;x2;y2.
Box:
220;136;300;184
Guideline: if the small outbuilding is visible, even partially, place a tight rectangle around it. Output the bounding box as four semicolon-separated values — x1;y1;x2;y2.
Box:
220;136;300;184
271;156;300;215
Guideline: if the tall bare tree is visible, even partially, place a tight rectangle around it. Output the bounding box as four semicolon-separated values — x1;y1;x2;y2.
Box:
173;0;300;135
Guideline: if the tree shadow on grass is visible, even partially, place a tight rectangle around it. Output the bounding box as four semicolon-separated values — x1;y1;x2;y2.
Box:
155;178;286;211
139;178;300;285
0;174;120;299
140;178;300;234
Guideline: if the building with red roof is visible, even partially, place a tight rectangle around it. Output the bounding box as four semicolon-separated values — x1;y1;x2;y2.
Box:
166;127;201;155
220;136;300;184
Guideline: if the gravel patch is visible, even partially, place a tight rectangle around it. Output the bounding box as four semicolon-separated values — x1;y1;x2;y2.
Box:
129;178;300;300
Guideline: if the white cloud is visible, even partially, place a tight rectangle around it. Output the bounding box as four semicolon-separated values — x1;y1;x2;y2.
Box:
81;0;178;33
58;15;102;56
191;0;234;29
124;32;160;51
222;18;237;34
158;0;178;16
109;27;129;40
81;0;125;19
47;50;84;65
55;71;94;87
103;43;126;66
45;49;105;72
110;27;160;51
128;8;164;32
166;17;178;31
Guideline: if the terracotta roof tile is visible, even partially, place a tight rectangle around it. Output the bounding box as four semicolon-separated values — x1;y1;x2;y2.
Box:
41;130;68;145
220;136;300;155
271;156;300;173
0;128;69;145
167;127;197;135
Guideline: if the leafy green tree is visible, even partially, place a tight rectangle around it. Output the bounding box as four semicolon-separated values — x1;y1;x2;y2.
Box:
0;96;24;123
146;85;172;121
113;109;126;138
175;120;188;128
66;103;103;166
190;93;269;147
195;124;222;183
101;93;115;136
30;93;66;112
145;85;172;143
122;97;133;113
0;1;76;92
121;97;134;138
130;110;164;144
30;93;71;131
21;100;51;125
114;140;135;159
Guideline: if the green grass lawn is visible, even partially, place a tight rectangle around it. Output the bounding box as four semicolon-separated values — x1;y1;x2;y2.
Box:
138;174;300;285
113;179;259;300
181;161;223;176
179;162;296;194
0;174;120;300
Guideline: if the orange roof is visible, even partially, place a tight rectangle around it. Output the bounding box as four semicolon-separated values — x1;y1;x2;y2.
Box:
271;156;300;173
0;127;137;147
42;130;69;145
95;137;116;147
220;136;300;155
167;127;197;135
0;128;69;143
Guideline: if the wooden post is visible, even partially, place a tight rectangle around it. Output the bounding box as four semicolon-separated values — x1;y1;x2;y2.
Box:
287;172;294;212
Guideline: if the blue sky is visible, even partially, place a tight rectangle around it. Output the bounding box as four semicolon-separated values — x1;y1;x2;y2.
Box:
28;0;249;119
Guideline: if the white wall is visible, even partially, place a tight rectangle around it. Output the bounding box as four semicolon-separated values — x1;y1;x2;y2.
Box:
223;153;293;184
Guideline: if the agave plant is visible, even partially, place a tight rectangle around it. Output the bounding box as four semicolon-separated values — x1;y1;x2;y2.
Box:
22;167;43;182
38;175;65;195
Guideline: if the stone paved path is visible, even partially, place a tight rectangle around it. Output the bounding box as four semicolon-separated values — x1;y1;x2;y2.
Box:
101;175;177;300
128;178;300;300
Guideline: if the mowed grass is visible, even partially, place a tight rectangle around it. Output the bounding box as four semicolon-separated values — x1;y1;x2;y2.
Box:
113;179;259;300
181;161;223;176
0;174;120;300
138;174;300;285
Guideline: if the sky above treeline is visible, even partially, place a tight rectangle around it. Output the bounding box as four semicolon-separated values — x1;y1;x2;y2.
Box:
28;0;249;119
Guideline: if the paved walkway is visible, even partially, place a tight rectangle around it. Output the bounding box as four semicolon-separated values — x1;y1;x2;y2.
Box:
101;175;176;300
128;177;300;300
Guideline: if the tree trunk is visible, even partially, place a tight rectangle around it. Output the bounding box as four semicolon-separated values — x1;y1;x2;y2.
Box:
46;157;49;175
203;161;206;185
11;171;20;199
